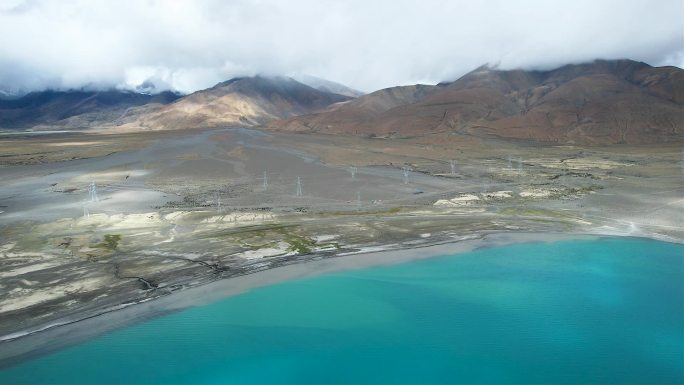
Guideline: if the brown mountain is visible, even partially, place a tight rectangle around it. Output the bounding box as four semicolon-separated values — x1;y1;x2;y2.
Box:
0;89;180;129
271;60;684;144
269;84;439;135
123;76;352;130
0;76;352;131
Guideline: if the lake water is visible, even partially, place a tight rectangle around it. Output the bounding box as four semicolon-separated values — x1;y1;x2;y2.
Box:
0;237;682;384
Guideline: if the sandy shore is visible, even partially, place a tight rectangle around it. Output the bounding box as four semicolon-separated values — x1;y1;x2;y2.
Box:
0;230;604;368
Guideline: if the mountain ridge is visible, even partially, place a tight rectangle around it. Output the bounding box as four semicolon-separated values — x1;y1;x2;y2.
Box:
0;60;681;145
0;89;181;129
271;59;684;144
121;76;352;130
0;76;353;131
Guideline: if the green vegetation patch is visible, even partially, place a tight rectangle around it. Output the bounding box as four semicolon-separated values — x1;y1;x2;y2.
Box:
97;234;122;250
566;185;603;195
284;234;316;254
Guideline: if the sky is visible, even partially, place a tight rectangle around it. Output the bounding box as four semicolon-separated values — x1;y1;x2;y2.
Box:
0;0;682;95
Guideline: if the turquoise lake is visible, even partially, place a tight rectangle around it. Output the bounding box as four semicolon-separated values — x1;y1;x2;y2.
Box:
0;237;682;384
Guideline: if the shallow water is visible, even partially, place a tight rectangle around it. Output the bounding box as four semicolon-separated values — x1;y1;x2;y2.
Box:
0;237;682;384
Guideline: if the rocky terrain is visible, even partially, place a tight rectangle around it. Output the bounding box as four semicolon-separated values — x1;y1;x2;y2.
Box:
272;60;684;145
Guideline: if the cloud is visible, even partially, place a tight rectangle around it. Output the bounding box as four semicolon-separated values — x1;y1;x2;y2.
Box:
1;0;682;94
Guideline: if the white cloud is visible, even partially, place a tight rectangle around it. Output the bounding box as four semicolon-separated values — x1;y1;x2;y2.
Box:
0;0;682;94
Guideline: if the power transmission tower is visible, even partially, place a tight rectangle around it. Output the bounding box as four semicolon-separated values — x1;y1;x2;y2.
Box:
88;182;99;202
295;176;303;197
263;171;268;191
402;166;411;184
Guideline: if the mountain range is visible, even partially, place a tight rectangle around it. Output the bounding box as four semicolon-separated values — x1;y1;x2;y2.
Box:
118;76;352;130
273;60;683;145
0;76;353;130
0;89;181;129
1;59;682;145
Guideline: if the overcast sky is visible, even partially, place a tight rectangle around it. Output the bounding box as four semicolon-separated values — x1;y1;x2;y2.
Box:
1;0;682;94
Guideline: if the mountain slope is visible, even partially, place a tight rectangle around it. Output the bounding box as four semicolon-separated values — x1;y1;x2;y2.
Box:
270;60;684;144
0;90;181;129
270;84;439;134
125;76;352;130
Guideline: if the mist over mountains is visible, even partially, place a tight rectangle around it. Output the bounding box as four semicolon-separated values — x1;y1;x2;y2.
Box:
1;59;682;145
1;0;682;95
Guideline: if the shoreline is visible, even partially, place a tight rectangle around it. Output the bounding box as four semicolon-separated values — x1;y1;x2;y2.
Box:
0;229;665;369
2;124;682;356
